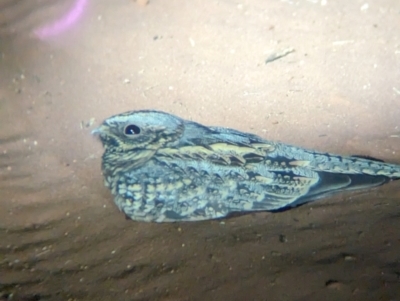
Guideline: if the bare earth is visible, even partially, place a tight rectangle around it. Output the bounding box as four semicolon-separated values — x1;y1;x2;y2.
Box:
1;0;400;300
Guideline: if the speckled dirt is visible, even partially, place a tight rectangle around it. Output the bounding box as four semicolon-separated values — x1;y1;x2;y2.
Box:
1;0;400;300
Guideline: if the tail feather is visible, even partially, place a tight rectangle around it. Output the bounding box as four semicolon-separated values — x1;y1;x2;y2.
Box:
287;171;395;208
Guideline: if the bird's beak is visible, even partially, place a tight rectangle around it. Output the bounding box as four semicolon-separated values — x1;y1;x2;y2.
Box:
91;124;107;138
91;127;101;136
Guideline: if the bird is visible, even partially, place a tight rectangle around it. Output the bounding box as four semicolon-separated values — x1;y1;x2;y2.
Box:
93;110;400;222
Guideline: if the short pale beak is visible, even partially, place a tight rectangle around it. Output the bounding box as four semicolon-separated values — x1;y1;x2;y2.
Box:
91;124;107;137
91;127;101;136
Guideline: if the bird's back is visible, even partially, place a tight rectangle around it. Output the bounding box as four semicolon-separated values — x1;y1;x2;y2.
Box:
95;110;400;222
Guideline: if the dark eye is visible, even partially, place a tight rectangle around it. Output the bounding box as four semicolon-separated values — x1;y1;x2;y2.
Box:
124;124;141;136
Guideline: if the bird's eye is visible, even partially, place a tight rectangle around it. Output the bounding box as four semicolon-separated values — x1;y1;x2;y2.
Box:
124;124;141;136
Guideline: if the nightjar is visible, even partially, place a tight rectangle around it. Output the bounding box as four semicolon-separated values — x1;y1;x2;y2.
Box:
93;110;400;222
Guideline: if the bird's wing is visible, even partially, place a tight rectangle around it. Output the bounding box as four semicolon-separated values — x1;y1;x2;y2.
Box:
165;122;400;211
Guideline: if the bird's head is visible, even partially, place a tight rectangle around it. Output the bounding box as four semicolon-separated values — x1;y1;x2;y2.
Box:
93;110;185;173
93;110;185;152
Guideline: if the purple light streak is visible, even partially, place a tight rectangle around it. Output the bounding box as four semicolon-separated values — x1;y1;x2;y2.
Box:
34;0;88;39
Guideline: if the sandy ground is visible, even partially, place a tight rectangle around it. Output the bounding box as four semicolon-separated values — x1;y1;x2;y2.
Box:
1;0;400;300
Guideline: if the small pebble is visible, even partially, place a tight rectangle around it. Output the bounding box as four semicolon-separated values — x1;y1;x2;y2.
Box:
344;255;356;261
326;280;343;289
279;234;287;243
135;0;149;6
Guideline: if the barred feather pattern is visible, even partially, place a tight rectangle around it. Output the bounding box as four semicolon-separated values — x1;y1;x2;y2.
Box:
93;110;400;222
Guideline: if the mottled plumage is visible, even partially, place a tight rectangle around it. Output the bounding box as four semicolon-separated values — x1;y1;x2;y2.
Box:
93;110;400;222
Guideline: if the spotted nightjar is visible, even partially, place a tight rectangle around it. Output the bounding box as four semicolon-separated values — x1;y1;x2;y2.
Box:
93;110;400;222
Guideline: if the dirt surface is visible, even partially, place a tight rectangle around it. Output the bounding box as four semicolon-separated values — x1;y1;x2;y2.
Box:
1;0;400;300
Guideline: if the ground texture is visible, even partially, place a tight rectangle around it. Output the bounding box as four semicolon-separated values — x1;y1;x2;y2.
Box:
1;0;400;300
